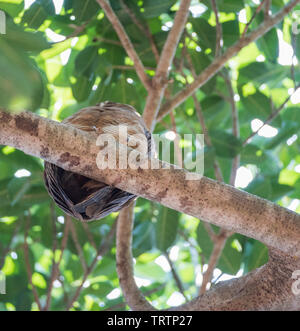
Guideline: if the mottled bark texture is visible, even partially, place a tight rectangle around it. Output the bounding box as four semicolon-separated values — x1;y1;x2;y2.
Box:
172;249;300;311
0;109;299;259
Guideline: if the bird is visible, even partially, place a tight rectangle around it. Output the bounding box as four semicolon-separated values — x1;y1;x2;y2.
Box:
44;101;153;222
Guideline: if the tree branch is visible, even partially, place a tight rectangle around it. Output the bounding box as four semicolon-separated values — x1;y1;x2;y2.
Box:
155;0;191;81
119;0;160;63
96;0;151;91
116;204;155;310
157;0;300;121
0;110;299;257
142;0;192;130
23;214;43;311
242;0;267;38
199;229;230;294
66;218;116;310
243;84;300;146
211;0;223;57
172;249;300;310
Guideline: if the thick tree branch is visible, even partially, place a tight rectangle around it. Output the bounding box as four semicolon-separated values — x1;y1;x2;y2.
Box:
96;0;151;91
113;0;192;302
0;110;299;258
116;205;155;311
155;0;191;81
157;0;300;121
172;250;300;310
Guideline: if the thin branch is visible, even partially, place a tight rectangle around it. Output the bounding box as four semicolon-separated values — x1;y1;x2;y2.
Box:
242;0;266;38
81;222;97;250
143;0;192;130
155;0;191;81
66;218;117;310
291;32;297;88
221;70;240;186
199;230;230;294
44;216;70;311
112;64;156;71
119;0;160;63
243;84;300;146
23;214;43;311
164;251;187;299
184;53;224;183
69;221;88;273
66;22;89;40
211;0;223;57
192;95;224;183
116;204;155;311
96;0;151;91
157;0;300;121
265;0;271;18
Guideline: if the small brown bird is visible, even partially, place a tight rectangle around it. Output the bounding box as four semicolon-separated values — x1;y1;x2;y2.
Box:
44;101;153;222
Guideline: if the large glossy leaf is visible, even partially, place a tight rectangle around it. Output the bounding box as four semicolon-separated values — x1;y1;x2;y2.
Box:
155;206;179;252
142;0;176;18
209;130;243;158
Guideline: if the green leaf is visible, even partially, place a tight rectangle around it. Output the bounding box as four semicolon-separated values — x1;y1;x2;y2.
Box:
196;221;213;258
244;240;268;273
155;206;179;252
133;221;155;257
201;95;226;119
197;222;242;274
135;262;166;282
241;91;272;121
245;175;272;199
218;236;243;275
202;0;244;12
22;3;48;29
270;181;294;201
238;62;289;88
189;51;216;94
71;75;95;102
0;1;23;17
3;19;50;53
75;46;99;77
256;28;279;63
0;39;44;110
191;17;215;52
222;20;240;48
264;121;298;150
209;130;243;158
217;0;245;12
142;0;176;18
73;0;99;22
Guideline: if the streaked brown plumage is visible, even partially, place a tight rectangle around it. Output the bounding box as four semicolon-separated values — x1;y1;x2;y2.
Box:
44;101;152;222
